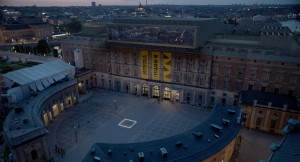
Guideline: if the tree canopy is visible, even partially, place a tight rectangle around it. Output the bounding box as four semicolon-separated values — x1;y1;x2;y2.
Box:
36;39;51;55
65;19;82;33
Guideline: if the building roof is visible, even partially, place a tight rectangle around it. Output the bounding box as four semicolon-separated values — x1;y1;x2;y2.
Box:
112;17;218;26
3;60;75;86
3;79;77;148
241;90;300;111
82;104;242;162
268;119;300;162
2;24;30;30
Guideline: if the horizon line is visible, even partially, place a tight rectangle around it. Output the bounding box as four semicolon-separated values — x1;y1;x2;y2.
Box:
1;3;300;7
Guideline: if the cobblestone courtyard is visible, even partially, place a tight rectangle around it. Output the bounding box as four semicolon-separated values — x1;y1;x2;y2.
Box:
47;89;211;162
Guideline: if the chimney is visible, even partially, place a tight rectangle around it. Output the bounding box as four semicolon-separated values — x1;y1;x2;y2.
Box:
268;102;272;108
283;104;287;111
253;100;257;106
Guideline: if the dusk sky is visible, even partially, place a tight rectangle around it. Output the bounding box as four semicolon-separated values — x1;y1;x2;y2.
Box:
1;0;299;6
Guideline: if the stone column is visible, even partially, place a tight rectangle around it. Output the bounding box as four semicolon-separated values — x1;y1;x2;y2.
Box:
249;106;256;130
263;109;271;132
148;84;151;98
180;89;184;103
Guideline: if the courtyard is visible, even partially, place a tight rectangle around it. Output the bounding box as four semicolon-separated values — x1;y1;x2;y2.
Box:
47;89;211;162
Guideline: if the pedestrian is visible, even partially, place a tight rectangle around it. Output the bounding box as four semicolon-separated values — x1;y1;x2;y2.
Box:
57;147;61;155
60;147;63;157
55;145;58;153
114;99;117;111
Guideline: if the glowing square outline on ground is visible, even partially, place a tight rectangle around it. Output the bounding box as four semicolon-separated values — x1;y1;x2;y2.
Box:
118;119;137;128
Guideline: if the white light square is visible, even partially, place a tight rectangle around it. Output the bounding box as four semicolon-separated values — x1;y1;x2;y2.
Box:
118;119;137;128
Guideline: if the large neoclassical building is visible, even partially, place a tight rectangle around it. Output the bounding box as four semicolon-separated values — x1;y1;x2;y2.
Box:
61;17;300;134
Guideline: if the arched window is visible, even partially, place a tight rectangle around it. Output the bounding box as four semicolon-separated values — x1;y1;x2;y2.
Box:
163;87;171;99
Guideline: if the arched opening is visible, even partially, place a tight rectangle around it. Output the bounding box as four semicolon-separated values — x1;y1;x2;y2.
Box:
101;79;104;87
31;149;38;160
134;85;138;95
125;83;129;93
222;98;226;105
115;81;120;91
108;80;112;89
163;87;171;100
152;86;160;98
142;84;148;96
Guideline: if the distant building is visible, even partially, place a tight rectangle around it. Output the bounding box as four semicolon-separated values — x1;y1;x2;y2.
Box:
136;2;145;12
241;91;300;135
91;2;96;7
0;17;53;43
61;17;300;108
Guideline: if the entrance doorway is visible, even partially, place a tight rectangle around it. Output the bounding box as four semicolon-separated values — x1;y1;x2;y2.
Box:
31;149;38;160
142;84;148;96
52;104;59;117
152;86;160;98
134;84;138;95
171;90;180;102
163;87;171;100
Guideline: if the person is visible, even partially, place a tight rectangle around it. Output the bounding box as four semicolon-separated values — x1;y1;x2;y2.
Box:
114;99;117;111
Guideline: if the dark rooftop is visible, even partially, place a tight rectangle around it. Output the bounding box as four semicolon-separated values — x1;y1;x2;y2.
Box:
112;17;218;26
82;104;242;162
268;119;300;162
241;90;300;111
2;24;30;30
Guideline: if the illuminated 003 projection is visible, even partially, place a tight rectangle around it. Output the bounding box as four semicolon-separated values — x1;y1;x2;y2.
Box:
141;50;148;79
152;51;160;81
163;52;171;82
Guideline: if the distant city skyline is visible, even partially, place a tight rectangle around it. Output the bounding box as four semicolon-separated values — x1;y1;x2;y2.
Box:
1;0;299;6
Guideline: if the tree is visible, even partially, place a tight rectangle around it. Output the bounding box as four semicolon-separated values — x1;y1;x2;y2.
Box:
36;39;51;55
53;49;59;57
65;19;82;33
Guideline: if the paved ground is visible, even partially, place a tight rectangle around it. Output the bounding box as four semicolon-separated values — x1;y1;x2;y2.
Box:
236;127;283;162
47;89;211;162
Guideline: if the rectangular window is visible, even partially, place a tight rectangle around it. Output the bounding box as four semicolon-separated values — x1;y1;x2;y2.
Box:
262;71;271;81
124;55;128;64
224;66;231;77
124;67;129;75
199;77;205;86
290;75;298;85
236;81;242;91
212;65;219;75
175;62;181;71
187;63;193;72
211;79;217;88
261;86;266;92
270;120;277;129
249;70;256;80
223;79;229;90
133;69;138;77
115;66;120;74
175;74;181;83
237;67;244;79
187;75;192;84
199;64;206;73
248;84;253;90
133;57;138;66
275;72;284;83
256;118;262;126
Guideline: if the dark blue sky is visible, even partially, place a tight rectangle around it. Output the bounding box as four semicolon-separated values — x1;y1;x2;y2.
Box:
2;0;299;6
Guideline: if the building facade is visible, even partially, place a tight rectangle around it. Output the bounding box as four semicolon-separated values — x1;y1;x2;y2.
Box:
60;18;300;137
